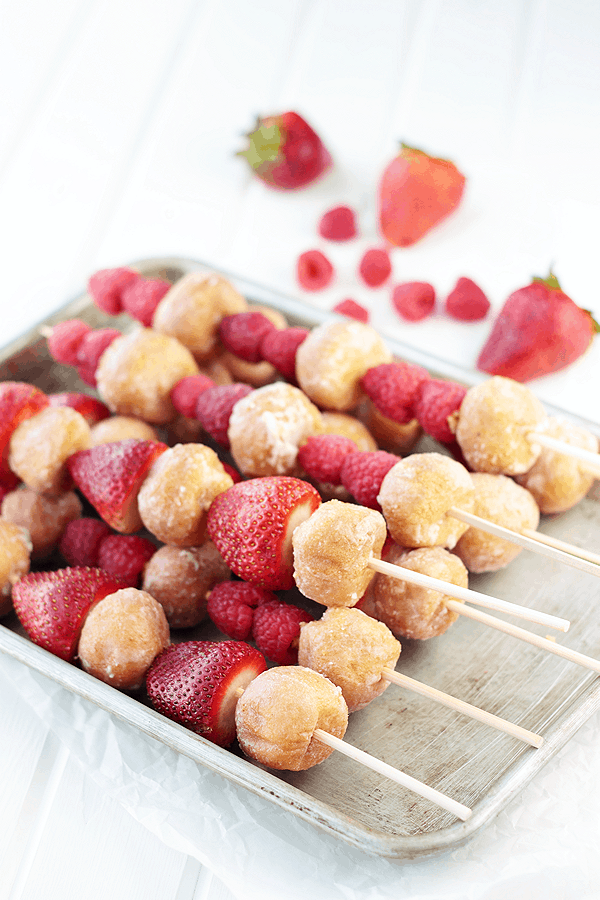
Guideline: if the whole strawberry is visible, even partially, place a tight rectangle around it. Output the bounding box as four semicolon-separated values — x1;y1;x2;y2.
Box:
239;111;332;190
477;272;599;382
378;143;466;247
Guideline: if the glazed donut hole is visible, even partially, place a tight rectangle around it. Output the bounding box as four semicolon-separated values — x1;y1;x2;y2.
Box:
371;544;468;641
359;399;422;455
298;607;401;712
77;587;170;690
137;443;234;546
2;487;82;561
235;666;348;771
0;519;32;616
317;411;378;452
454;473;541;573
142;542;231;629
378;453;474;549
9;406;91;495
90;415;160;446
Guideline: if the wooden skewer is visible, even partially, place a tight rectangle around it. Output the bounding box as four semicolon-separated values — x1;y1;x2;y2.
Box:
527;430;600;479
448;507;600;579
367;556;570;633
312;728;472;820
521;529;600;567
381;669;543;748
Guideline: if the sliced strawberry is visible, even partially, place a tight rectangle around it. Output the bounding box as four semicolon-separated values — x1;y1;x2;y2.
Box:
48;392;111;426
145;640;267;746
207;476;321;590
12;567;123;662
67;438;168;533
0;382;48;481
238;111;332;190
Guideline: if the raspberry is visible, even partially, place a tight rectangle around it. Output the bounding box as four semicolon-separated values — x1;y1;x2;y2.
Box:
297;250;334;291
122;277;171;326
47;320;91;366
219;311;276;363
97;534;156;587
414;378;468;444
260;326;309;381
358;248;391;288
317;205;357;241
221;461;242;483
332;298;369;322
59;517;113;567
361;361;430;423
297;434;358;485
75;328;121;386
252;599;314;665
88;267;140;315
340;450;400;509
206;581;276;641
194;383;253;448
445;277;490;322
170;374;215;418
392;281;435;321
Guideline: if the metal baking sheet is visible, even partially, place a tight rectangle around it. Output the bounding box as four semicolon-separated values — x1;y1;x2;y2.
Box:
1;255;600;860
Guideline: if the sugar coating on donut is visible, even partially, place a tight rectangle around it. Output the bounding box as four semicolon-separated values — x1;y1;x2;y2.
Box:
9;406;91;495
454;473;540;573
78;588;169;690
318;411;378;452
142;542;230;628
228;382;322;477
90;415;160;446
298;607;400;712
2;488;82;561
378;453;474;549
292;499;387;607
296;320;392;411
95;327;199;425
372;545;468;640
152;271;248;362
138;443;233;546
454;376;547;475
235;665;348;770
515;417;599;514
0;519;32;615
359;400;422;455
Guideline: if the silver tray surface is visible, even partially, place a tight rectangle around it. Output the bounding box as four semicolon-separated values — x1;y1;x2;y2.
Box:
1;256;600;860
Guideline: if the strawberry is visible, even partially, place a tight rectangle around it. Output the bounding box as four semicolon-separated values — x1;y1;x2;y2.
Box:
207;476;321;590
12;567;123;661
0;382;48;482
318;205;357;241
59;517;113;567
378;143;466;247
67;438;168;533
97;534;157;587
145;640;267;746
48;392;111;426
252;599;314;665
218;311;276;363
332;299;369;323
297;250;334;291
207;581;277;641
239;111;332;190
476;272;599;382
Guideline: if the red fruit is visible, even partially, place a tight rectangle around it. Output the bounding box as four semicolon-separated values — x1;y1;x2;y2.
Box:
414;379;468;445
97;534;156;587
48;392;111;426
391;282;436;322
339;450;400;509
59;517;113;567
297;434;358;485
0;382;48;481
358;248;392;288
146;640;267;746
361;361;430;423
122;277;171;326
218;311;276;363
318;205;357;241
207;581;277;641
332;299;370;323
207;476;321;590
221;461;242;483
47;320;91;366
378;143;466;247
75;328;122;386
297;250;334;291
67;438;168;533
476;272;599;382
194;383;253;448
12;567;123;662
239;111;332;190
259;326;309;382
252;599;314;665
170;374;215;418
445;277;490;322
88;267;140;315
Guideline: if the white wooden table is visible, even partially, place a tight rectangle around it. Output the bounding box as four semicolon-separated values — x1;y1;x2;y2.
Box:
2;2;600;898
